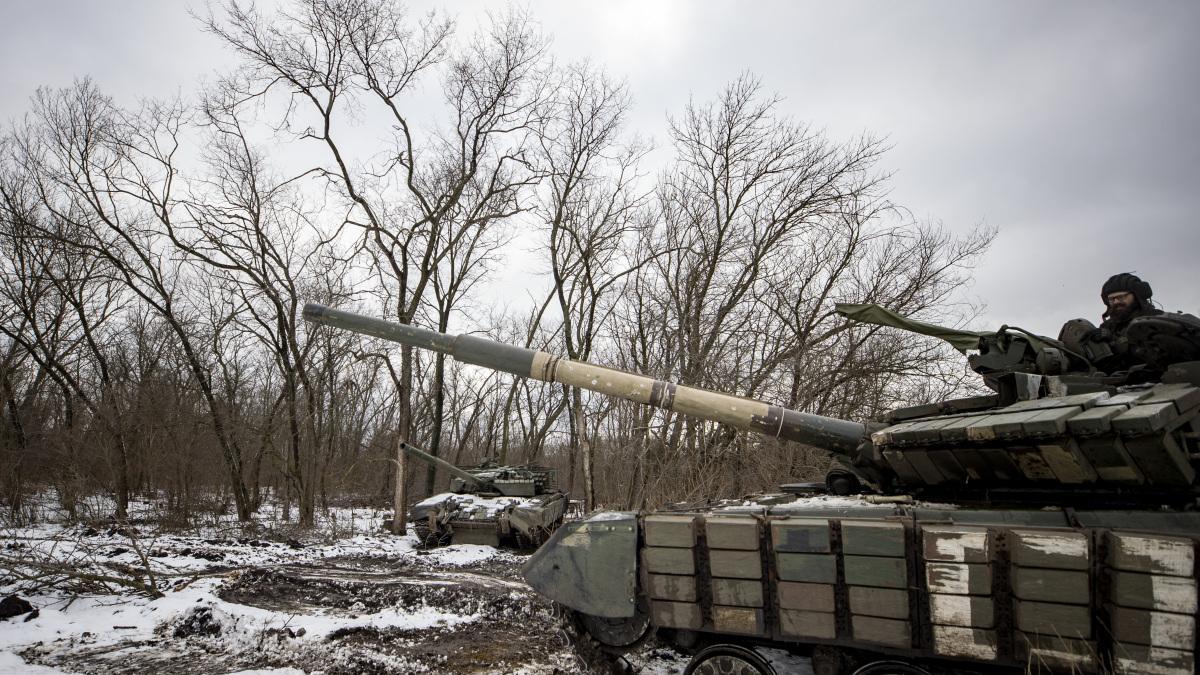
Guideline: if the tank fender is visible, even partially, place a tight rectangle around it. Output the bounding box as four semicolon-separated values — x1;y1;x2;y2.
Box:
521;511;638;618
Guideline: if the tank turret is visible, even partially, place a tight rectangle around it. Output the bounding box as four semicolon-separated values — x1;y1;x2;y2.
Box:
835;303;1200;506
399;441;556;497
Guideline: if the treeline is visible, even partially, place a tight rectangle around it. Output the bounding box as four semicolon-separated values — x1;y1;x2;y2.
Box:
0;0;991;526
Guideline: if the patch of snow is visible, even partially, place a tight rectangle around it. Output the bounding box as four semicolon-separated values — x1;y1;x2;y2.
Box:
586;511;634;522
413;492;532;519
0;493;672;673
202;577;475;640
0;517;513;674
412;493;457;509
772;495;889;509
2;571;482;673
421;544;499;567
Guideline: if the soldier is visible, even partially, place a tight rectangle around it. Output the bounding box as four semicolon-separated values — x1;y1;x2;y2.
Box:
1059;273;1163;374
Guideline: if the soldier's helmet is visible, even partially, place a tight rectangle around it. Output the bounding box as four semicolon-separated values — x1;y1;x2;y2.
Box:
1101;272;1152;309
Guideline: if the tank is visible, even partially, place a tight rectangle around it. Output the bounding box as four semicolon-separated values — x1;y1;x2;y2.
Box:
399;441;567;548
302;302;1200;675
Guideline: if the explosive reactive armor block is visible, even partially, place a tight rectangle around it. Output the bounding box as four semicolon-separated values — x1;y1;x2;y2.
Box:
922;525;997;660
874;383;1200;496
605;511;1200;674
1105;531;1198;674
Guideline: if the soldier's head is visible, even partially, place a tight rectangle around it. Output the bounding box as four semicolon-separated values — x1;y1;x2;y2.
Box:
1101;273;1152;321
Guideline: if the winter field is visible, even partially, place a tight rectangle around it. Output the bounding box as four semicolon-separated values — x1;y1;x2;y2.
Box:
0;495;690;675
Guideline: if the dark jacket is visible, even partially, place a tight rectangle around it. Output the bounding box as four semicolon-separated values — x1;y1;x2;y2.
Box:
1095;306;1164;372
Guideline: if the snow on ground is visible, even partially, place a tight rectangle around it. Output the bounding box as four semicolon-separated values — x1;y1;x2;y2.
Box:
1;495;551;674
0;651;83;675
5;492;891;673
224;671;307;675
1;576;478;654
1;494;690;674
586;511;636;522
0;491;920;673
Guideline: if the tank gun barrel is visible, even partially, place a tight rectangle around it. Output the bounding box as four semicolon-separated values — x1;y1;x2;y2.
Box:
303;303;866;454
398;441;485;487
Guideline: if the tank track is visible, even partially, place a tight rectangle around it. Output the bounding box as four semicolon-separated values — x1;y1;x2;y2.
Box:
411;521;450;548
554;604;637;675
514;525;557;549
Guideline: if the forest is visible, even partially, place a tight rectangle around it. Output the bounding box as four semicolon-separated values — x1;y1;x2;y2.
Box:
0;0;993;529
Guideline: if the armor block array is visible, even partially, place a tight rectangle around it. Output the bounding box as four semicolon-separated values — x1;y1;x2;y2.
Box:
874;384;1200;491
638;513;1199;674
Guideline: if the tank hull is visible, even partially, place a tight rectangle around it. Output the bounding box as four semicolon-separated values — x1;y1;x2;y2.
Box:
410;490;568;549
526;498;1200;674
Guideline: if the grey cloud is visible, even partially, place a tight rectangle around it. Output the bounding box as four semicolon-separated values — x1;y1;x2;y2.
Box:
4;0;1196;336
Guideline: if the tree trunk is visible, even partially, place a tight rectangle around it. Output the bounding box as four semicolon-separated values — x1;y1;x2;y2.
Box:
393;347;413;534
499;382;518;463
115;438;130;522
425;352;447;495
572;387;595;510
392;431;407;535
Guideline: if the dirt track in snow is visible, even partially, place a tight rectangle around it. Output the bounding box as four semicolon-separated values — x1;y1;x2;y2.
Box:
22;551;589;674
12;544;694;675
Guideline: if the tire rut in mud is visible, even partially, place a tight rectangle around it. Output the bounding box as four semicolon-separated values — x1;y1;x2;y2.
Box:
214;560;568;674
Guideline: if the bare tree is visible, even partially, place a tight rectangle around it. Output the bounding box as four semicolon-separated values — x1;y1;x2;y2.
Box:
0;151;134;518
207;0;551;529
4;81;270;520
634;75;885;471
605;75;992;504
536;62;651;508
157;84;340;525
0;7;998;526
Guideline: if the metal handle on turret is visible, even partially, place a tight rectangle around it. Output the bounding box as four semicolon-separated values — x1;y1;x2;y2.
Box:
303;303;867;454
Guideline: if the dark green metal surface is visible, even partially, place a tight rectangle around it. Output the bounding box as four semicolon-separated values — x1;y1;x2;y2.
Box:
521;513;639;619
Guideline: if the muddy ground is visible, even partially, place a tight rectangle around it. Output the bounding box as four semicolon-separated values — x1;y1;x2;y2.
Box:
15;545;685;675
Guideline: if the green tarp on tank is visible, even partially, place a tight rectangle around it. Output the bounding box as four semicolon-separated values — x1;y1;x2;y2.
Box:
835;303;1060;354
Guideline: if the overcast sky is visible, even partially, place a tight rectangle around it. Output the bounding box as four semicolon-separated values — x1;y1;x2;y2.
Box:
3;1;1197;338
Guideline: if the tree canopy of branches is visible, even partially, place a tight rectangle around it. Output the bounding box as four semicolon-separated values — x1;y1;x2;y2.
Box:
0;0;993;526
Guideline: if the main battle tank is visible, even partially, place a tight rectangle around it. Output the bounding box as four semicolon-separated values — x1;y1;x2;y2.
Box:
303;302;1200;675
399;441;567;548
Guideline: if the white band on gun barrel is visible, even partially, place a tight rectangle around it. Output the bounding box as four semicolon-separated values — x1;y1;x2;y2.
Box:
531;352;782;433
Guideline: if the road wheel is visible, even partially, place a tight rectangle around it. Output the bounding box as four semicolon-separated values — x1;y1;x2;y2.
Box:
684;644;778;675
851;661;931;675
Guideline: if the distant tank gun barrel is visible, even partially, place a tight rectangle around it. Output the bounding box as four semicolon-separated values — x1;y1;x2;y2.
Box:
399;441;485;487
303;303;867;454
